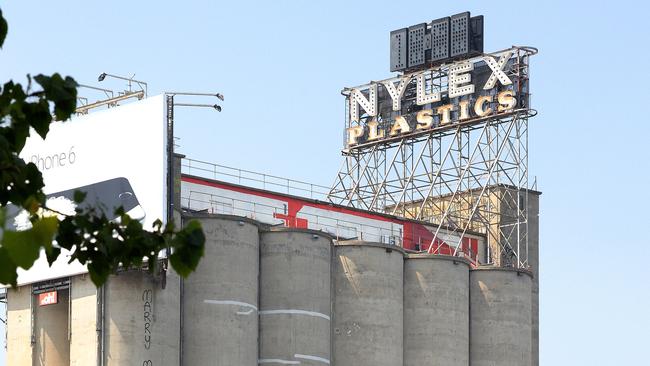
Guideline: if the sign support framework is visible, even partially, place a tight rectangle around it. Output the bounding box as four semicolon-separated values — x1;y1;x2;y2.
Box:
328;46;537;268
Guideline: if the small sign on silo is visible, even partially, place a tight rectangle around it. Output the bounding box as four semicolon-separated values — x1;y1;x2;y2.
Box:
38;291;58;306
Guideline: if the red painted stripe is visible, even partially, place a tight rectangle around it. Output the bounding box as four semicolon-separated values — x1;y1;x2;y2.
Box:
182;175;479;260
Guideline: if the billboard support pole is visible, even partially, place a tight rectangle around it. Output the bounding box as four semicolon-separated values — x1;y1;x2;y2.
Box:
166;94;175;226
163;90;222;366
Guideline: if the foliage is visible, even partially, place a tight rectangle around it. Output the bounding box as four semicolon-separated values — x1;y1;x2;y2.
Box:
0;8;205;287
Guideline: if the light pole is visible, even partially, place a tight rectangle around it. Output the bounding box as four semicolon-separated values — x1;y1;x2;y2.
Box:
163;91;222;366
164;92;223;221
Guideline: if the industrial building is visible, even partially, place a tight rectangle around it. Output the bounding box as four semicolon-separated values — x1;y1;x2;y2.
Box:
2;12;540;366
2;157;540;365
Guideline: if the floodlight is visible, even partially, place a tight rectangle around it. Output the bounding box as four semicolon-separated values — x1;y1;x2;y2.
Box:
390;28;408;72
407;23;427;68
450;12;470;57
431;17;450;62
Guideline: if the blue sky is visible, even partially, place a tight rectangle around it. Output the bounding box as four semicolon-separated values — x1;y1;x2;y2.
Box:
1;1;649;365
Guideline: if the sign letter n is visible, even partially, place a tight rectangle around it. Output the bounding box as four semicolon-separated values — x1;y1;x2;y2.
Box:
349;85;377;123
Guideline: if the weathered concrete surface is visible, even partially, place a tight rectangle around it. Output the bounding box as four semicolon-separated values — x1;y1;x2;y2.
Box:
182;214;259;366
470;268;532;366
104;269;179;366
34;289;70;366
155;268;182;364
333;241;404;366
259;229;332;365
527;193;540;366
404;254;470;366
6;286;32;365
70;275;97;366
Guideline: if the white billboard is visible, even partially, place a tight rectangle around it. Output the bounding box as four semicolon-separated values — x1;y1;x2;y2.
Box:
4;95;168;287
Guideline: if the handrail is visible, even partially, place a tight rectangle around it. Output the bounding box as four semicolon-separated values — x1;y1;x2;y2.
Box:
183;190;402;245
181;158;330;200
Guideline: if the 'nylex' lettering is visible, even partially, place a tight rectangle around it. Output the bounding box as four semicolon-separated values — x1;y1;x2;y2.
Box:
346;51;522;147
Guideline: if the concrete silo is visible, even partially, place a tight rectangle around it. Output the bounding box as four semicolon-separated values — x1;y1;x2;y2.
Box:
103;268;180;366
259;228;333;365
181;214;260;366
403;254;470;366
333;241;404;366
69;275;97;366
470;267;533;366
6;286;32;366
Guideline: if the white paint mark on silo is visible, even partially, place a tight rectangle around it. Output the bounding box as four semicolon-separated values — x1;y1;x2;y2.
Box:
259;309;330;321
294;353;330;364
203;299;258;315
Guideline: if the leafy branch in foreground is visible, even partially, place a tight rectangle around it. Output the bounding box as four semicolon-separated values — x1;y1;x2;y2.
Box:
0;8;205;287
54;202;205;286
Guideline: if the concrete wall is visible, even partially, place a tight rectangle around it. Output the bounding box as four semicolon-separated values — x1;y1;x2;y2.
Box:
104;270;179;366
333;241;404;366
70;276;97;366
470;268;533;366
403;254;469;366
182;215;260;366
259;229;332;365
527;193;540;366
6;286;32;366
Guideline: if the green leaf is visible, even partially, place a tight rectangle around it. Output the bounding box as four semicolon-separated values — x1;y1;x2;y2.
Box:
3;230;40;269
87;254;110;287
24;98;52;139
45;246;61;266
2;216;58;269
169;220;205;277
31;216;58;249
73;190;86;204
0;248;18;286
33;74;78;121
0;10;7;49
0;206;6;230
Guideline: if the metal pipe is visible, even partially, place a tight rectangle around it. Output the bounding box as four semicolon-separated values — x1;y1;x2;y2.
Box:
30;285;35;363
165;91;224;100
96;284;105;366
75;91;145;115
68;281;72;341
174;102;221;111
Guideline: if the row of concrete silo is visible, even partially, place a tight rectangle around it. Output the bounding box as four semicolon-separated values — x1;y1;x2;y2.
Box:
183;213;534;366
6;213;534;365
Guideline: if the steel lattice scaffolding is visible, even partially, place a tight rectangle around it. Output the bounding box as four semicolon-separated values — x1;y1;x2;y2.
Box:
328;46;537;268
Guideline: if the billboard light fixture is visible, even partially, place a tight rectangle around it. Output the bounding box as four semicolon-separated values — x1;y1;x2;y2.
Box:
97;72;148;97
174;102;222;112
389;11;485;73
166;91;224;101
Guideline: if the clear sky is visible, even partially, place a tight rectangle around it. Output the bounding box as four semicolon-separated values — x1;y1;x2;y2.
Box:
1;1;649;365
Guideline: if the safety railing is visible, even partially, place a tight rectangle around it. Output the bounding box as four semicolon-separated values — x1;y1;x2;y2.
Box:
182;190;481;265
181;158;330;200
183;190;403;246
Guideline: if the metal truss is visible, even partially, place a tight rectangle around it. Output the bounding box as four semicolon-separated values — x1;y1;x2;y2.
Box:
328;46;536;268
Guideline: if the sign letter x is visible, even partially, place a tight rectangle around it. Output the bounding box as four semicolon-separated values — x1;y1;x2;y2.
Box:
483;51;513;90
